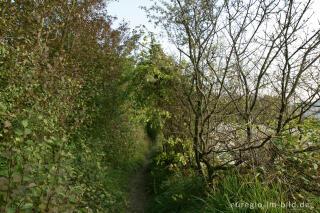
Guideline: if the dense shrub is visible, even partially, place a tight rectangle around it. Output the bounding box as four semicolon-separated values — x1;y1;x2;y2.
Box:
0;0;139;211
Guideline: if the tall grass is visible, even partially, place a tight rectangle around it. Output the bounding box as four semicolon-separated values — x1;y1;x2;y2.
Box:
147;165;319;213
147;169;206;213
201;171;318;213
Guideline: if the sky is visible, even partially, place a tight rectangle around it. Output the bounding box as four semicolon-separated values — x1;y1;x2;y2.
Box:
107;0;320;54
107;0;177;54
107;0;320;28
107;0;155;31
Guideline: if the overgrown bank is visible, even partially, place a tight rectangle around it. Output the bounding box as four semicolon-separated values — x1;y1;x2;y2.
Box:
0;0;146;211
141;0;320;212
146;139;320;213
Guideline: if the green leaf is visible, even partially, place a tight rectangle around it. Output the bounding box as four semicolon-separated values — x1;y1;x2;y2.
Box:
39;204;46;210
0;102;7;111
5;207;16;213
15;129;23;136
21;203;33;210
24;128;32;135
0;170;8;177
26;140;34;145
313;163;318;170
22;120;29;128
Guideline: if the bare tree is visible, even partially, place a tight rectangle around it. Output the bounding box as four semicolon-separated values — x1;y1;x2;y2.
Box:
146;0;320;181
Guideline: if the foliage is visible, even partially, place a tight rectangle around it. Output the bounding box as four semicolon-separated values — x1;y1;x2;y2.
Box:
201;169;320;212
202;171;288;213
146;146;206;213
125;36;181;141
1;0;320;212
270;117;320;201
0;0;140;211
145;0;320;186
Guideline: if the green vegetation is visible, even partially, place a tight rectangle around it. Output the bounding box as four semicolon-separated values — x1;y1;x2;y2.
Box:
0;0;146;212
147;145;320;212
1;0;320;212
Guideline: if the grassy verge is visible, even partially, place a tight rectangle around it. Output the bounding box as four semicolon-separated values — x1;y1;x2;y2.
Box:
145;143;206;213
202;171;319;212
146;145;319;213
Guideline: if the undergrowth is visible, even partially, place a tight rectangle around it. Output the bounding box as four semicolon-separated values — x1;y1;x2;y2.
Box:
147;144;319;213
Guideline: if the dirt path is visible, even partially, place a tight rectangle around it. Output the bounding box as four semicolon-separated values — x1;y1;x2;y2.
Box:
127;154;150;213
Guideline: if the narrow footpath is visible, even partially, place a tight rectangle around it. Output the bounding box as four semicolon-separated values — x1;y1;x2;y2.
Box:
127;152;151;213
